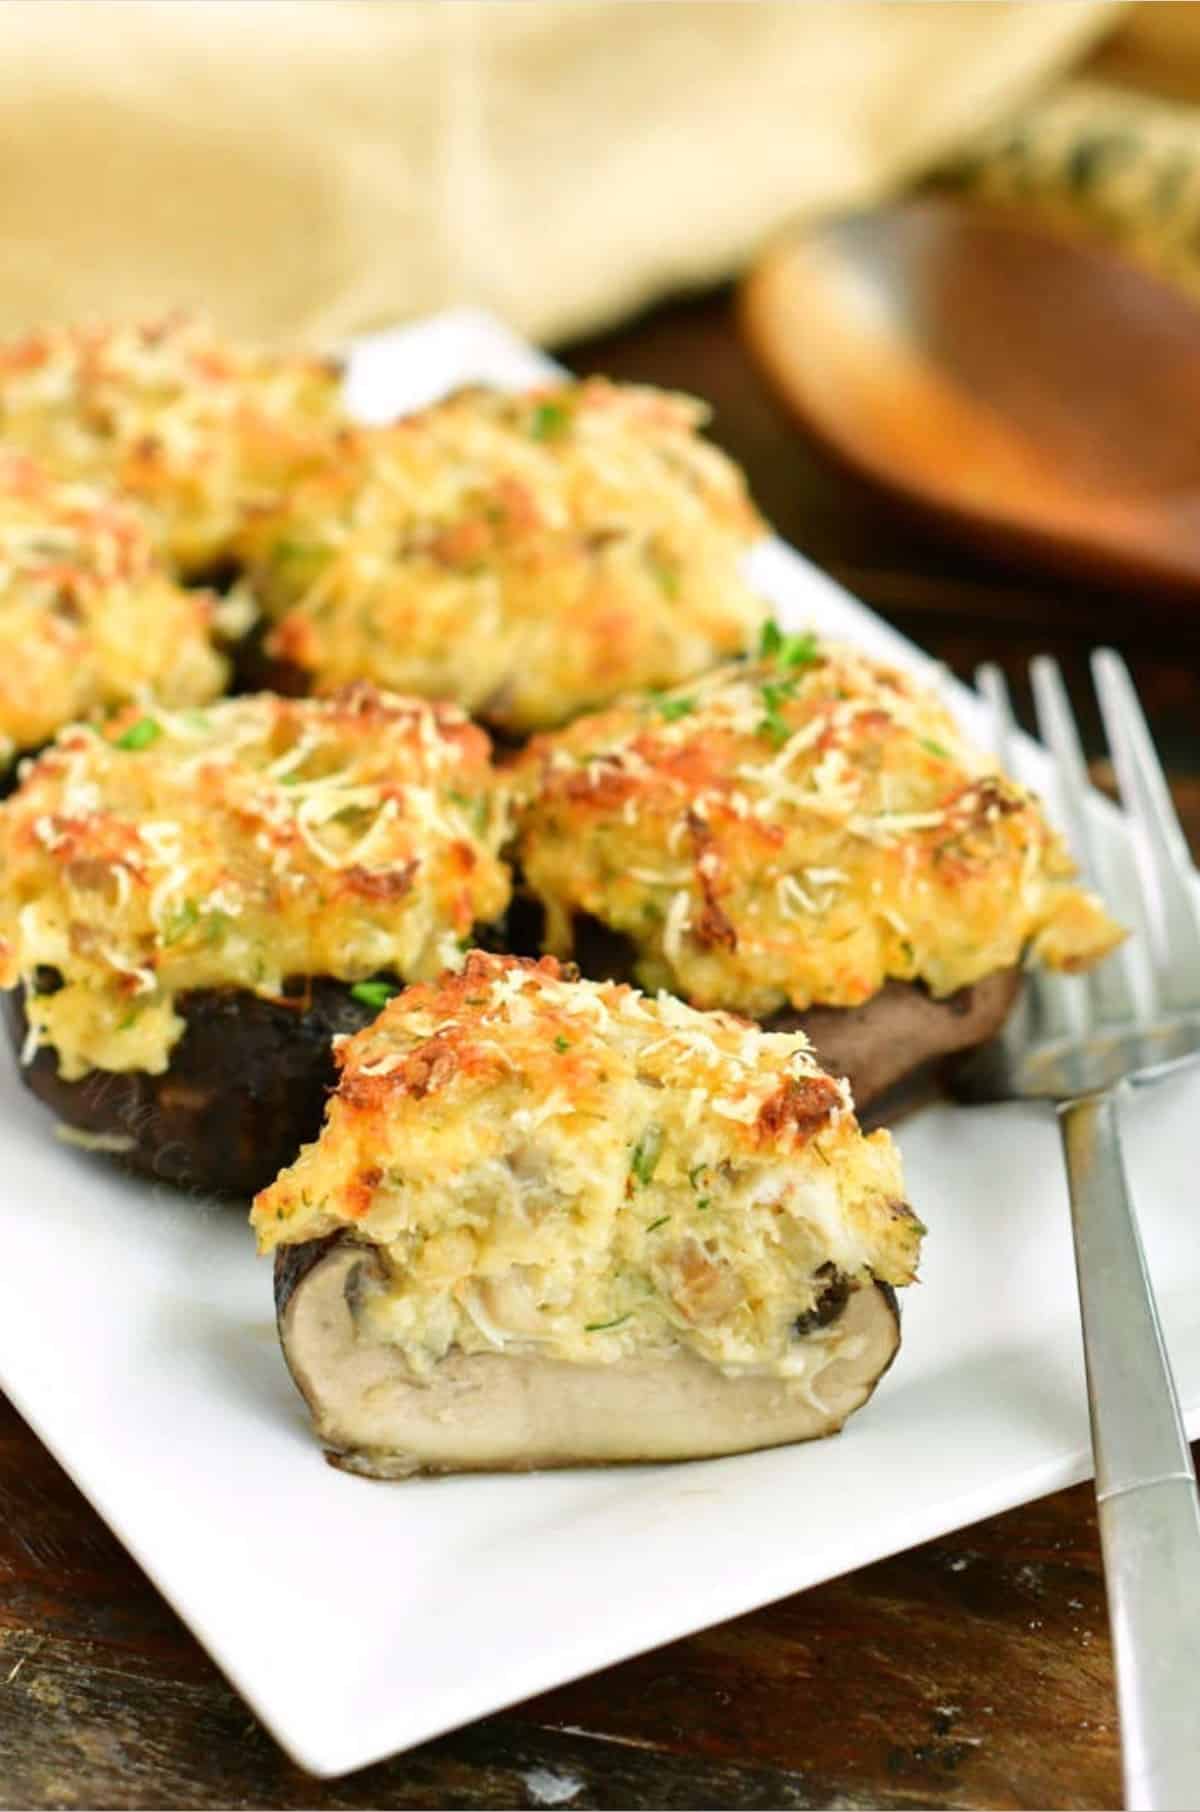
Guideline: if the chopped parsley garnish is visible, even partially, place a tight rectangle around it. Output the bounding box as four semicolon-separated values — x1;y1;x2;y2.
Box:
688;1163;707;1188
160;899;199;945
553;1035;570;1053
696;1197;711;1212
758;705;791;746
585;1314;632;1333
530;400;570;441
114;716;161;752
920;738;951;760
271;537;319;564
759;618;784;658
657;695;696;723
630;1122;664;1186
758;620;820;670
649;557;680;600
448;788;489;833
757;677;801;746
645;1215;672;1234
350;979;400;1010
205;909;231;946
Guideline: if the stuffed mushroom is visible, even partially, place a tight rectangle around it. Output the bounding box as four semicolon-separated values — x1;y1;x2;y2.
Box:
236;378;767;734
0;452;227;775
253;951;921;1475
510;630;1124;1106
0;686;511;1195
0;312;343;578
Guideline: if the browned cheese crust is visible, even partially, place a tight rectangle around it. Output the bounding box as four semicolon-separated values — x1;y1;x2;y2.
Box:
237;380;767;734
0;687;511;1195
253;953;921;1474
511;634;1123;1102
0;314;344;576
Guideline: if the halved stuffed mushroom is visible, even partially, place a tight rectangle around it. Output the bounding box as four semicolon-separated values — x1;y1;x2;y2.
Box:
253;952;922;1475
0;452;227;775
0;312;343;577
235;379;767;734
510;629;1124;1106
0;686;511;1195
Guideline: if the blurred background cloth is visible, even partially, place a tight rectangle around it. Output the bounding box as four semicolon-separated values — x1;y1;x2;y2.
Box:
0;0;1150;346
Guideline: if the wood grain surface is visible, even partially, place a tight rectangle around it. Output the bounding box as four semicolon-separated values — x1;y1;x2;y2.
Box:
1;286;1197;1811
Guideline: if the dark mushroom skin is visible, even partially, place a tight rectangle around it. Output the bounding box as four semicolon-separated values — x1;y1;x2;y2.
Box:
773;968;1023;1109
4;978;384;1199
529;906;1022;1112
272;1231;903;1477
228;619;310;700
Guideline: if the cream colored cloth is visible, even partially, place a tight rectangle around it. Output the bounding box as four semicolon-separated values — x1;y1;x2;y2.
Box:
0;1;1118;347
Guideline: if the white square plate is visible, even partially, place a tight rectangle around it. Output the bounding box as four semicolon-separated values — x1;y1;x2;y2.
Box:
1;309;1197;1779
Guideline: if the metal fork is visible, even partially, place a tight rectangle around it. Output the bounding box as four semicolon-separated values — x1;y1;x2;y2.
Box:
955;650;1200;1811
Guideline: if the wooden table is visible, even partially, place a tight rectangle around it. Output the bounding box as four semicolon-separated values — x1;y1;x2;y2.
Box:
3;288;1199;1811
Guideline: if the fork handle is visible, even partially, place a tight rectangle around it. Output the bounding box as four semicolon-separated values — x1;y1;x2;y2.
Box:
1060;1088;1200;1812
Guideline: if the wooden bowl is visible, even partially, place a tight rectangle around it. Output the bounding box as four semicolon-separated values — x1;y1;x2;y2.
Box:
741;198;1200;596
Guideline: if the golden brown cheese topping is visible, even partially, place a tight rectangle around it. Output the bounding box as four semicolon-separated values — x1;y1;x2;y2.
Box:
0;314;343;574
0;454;227;767
238;379;766;734
513;631;1124;1016
253;953;920;1378
0;688;511;1079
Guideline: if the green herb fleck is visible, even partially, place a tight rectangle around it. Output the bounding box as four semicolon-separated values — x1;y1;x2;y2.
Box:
271;536;319;564
160;899;199;945
645;1215;672;1234
759;619;819;670
920;738;951;760
630;1122;664;1187
688;1163;707;1189
554;1035;570;1053
757;708;791;748
114;716;161;752
585;1314;632;1333
779;630;819;669
530;400;570;441
449;788;489;834
203;909;230;946
350;979;399;1010
757;677;800;746
696;1197;712;1212
649;558;680;600
657;695;696;723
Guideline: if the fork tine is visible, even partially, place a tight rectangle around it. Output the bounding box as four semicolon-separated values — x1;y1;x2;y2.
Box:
1030;657;1140;1026
1092;648;1200;1014
975;662;1018;772
976;662;1076;1042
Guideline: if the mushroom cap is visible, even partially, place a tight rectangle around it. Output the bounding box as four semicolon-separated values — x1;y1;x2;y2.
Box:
275;1233;902;1476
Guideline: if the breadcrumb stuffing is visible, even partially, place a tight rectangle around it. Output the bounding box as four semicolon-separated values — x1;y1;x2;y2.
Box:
0;687;510;1078
513;635;1124;1015
0;313;343;574
0;452;226;766
253;952;921;1378
238;379;767;732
